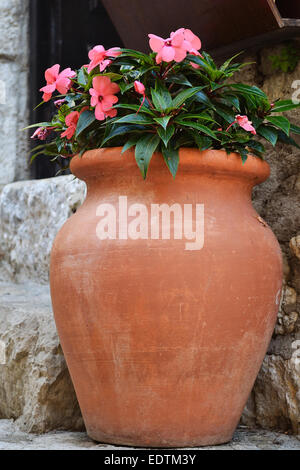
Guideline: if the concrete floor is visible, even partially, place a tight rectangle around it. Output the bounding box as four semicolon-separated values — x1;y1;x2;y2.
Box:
0;420;299;450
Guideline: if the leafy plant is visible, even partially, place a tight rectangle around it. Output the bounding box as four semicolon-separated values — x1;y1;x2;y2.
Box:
28;28;300;179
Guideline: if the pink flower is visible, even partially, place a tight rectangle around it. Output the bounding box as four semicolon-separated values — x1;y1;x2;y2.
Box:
61;111;80;140
149;29;186;64
183;29;201;51
134;81;145;95
189;49;203;69
236;115;256;135
61;107;89;140
87;45;121;73
89;76;120;121
54;98;65;108
134;81;147;113
226;115;256;135
31;127;52;140
40;64;76;102
148;28;201;64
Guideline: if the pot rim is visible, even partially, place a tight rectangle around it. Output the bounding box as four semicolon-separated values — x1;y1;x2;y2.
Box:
70;147;270;184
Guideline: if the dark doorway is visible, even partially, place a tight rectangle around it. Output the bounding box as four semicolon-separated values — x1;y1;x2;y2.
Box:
29;0;123;179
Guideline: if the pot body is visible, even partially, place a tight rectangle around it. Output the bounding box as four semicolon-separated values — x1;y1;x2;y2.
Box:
50;148;282;447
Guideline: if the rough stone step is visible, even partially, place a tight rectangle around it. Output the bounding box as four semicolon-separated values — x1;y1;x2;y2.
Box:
0;420;299;450
0;281;83;433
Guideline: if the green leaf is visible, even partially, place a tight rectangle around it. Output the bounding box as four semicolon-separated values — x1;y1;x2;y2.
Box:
228;83;267;98
247;140;265;154
235;145;249;164
154;116;171;129
290;124;300;135
213;105;235;124
113;113;154;125
77;68;87;86
101;72;123;81
118;81;134;94
277;131;300;149
162;146;179;178
193;90;213;107
220;52;243;71
266;115;290;136
191;133;212;151
271;100;300;113
172;86;205;108
187;55;215;76
174;135;194;149
22;122;52;130
165;74;192;87
114;103;155;115
101;124;145;146
257;125;278;146
135;134;160;178
175;113;218;124
138;65;157;77
219;95;240;111
202;51;217;68
157;125;175;147
176;120;218;140
75;110;95;138
251;116;264;128
151;84;173;112
120;48;152;63
122;135;140;153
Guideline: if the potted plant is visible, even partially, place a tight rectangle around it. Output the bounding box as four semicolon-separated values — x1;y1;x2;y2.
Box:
28;28;300;447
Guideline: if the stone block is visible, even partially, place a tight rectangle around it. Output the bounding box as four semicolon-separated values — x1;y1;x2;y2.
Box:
0;281;84;433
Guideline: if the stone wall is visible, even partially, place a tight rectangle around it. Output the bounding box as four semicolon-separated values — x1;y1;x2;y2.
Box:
0;0;30;185
237;44;300;434
0;176;86;283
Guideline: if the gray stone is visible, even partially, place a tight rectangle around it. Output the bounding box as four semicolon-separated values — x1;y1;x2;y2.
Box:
242;351;300;434
0;0;30;184
290;235;300;261
0;420;299;450
0;175;86;284
274;285;298;336
0;0;28;59
0;281;84;433
237;47;300;433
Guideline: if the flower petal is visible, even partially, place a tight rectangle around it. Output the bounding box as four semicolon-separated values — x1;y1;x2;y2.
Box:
99;59;111;72
148;34;165;52
59;67;76;79
45;64;60;83
155;51;162;64
173;47;187;62
161;45;175;62
88;45;105;61
56;77;71;95
170;29;185;47
184;29;201;50
95;104;105;121
42;92;52;102
40;83;56;94
106;47;122;57
92;76;108;94
101;95;118;110
65;111;79;127
105;108;117;118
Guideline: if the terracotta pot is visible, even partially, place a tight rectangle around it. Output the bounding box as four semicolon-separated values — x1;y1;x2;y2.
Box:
50;148;282;447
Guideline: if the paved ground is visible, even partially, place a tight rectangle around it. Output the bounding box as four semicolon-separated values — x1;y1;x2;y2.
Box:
0;420;299;450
